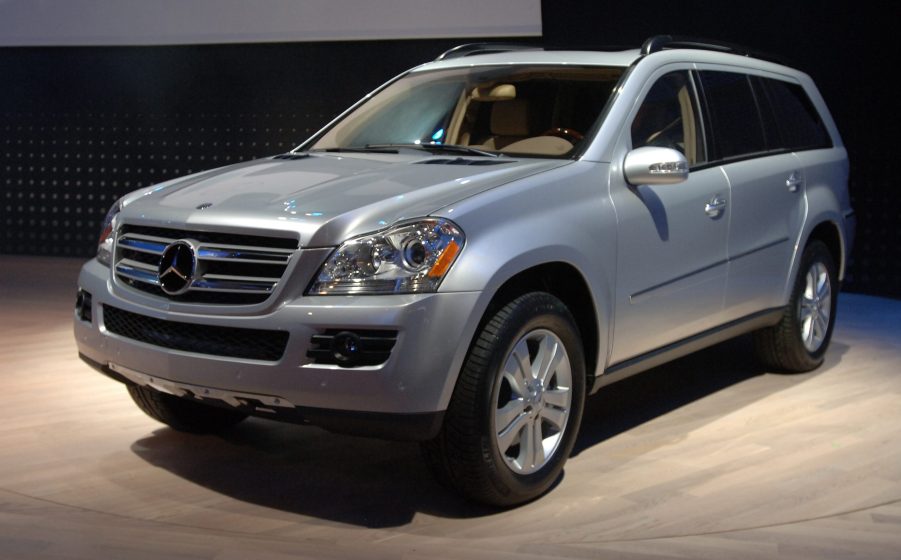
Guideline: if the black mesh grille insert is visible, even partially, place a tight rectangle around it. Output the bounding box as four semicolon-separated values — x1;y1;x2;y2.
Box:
103;305;289;361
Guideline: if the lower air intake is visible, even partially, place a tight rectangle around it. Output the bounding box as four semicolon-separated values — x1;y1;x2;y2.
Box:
103;305;289;361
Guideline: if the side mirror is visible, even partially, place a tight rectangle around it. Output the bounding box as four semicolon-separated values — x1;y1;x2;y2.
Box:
623;146;689;186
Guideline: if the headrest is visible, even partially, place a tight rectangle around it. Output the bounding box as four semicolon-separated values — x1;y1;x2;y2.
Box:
471;83;516;101
490;99;530;136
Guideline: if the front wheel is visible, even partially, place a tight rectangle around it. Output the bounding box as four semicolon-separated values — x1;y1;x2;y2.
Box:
754;240;838;372
422;292;586;506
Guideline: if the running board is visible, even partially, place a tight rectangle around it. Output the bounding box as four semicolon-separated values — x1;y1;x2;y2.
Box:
591;307;783;393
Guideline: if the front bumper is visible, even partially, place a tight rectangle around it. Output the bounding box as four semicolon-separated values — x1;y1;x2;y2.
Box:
74;258;481;440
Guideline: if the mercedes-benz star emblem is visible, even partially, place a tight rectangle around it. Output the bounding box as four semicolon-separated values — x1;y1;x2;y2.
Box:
158;240;197;296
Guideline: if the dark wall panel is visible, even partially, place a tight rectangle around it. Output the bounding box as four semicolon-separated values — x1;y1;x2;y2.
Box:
0;39;493;255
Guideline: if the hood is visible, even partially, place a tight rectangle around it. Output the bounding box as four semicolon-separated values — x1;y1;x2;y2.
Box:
119;152;569;247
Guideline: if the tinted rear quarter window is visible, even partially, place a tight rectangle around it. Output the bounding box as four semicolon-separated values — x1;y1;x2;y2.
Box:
698;71;767;160
763;79;832;151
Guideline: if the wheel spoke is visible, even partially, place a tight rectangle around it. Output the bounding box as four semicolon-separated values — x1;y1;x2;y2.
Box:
534;335;564;387
800;306;813;328
532;419;545;468
799;301;814;323
817;271;831;302
503;338;532;396
496;399;526;434
805;270;817;299
814;313;829;343
521;418;544;469
497;411;528;453
540;402;568;431
543;387;570;409
517;419;534;468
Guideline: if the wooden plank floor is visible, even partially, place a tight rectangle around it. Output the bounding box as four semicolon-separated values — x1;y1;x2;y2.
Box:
1;255;900;559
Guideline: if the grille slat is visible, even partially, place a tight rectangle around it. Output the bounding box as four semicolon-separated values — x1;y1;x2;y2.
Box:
196;246;293;263
201;273;282;283
191;278;277;293
114;224;299;305
118;258;157;272
116;261;160;284
103;304;289;361
117;236;169;254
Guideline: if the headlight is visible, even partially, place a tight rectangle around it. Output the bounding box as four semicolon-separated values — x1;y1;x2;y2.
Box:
309;218;464;295
96;198;124;267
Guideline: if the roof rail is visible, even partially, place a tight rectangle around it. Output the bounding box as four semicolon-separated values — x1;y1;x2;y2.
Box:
640;35;789;65
435;42;543;61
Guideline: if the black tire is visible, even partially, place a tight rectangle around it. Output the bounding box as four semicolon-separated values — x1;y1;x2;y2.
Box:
754;240;838;372
422;292;586;507
127;384;247;433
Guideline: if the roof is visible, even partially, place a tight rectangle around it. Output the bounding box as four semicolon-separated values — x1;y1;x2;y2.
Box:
417;36;796;74
415;49;643;72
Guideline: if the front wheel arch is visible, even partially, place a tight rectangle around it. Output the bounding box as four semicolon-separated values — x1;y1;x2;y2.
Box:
477;262;601;386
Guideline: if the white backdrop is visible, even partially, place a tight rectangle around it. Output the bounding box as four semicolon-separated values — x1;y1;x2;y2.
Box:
0;0;541;46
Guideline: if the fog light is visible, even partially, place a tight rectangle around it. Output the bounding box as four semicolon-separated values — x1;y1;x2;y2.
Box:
332;331;362;366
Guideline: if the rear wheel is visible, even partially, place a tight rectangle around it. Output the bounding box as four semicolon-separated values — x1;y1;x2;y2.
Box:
754;240;838;372
127;384;247;433
422;292;586;506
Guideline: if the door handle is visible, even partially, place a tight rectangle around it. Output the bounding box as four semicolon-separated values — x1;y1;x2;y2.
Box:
786;171;803;192
705;196;726;218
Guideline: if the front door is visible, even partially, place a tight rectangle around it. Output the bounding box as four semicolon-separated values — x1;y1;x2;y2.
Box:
609;69;731;364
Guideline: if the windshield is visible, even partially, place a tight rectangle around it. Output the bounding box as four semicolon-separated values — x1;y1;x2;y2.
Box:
308;64;625;158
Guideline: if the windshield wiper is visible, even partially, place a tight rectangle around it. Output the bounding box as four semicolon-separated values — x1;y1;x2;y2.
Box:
366;143;501;158
314;146;399;154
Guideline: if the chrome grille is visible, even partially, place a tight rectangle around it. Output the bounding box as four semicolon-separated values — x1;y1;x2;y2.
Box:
114;225;299;305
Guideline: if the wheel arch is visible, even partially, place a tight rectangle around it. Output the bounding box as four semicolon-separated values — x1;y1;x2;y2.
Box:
475;262;601;388
804;220;845;281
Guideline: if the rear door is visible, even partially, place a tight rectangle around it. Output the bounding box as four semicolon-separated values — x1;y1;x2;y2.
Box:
697;70;809;318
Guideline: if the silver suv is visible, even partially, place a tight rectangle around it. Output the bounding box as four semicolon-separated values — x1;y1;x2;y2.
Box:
74;36;854;506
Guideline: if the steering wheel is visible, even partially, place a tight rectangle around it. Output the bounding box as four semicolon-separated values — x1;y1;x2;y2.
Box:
540;127;584;143
645;116;682;147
